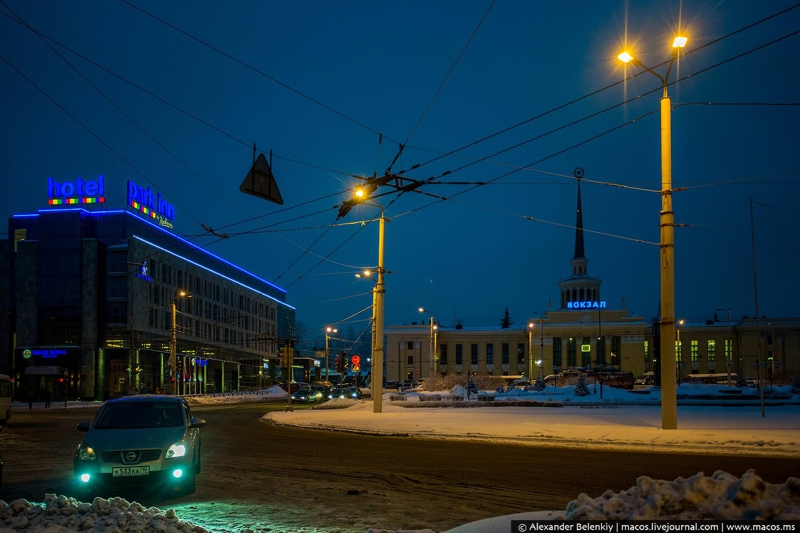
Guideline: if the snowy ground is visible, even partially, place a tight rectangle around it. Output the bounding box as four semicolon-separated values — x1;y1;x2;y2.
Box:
2;383;799;532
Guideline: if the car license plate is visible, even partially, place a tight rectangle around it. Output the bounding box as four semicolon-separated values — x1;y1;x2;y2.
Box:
112;466;150;477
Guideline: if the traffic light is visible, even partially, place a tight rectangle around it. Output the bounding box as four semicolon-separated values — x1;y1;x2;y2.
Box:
334;355;340;371
279;347;287;366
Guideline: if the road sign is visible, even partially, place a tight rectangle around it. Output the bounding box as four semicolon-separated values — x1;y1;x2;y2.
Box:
241;152;283;205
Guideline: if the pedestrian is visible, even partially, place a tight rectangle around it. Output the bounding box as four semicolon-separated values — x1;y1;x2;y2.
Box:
43;387;51;408
28;388;35;410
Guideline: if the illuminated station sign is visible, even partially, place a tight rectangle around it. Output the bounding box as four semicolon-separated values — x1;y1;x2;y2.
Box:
567;300;607;309
47;176;105;205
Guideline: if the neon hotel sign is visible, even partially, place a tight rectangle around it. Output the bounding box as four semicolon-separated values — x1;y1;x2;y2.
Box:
127;180;175;230
45;176;175;230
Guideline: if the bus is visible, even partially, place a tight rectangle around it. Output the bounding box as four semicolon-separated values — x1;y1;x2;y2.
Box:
0;374;12;425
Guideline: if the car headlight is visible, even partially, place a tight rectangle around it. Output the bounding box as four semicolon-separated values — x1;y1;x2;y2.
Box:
77;444;96;461
166;441;188;459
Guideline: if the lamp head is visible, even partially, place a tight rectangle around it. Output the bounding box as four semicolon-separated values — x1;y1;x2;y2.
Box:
617;51;634;63
672;36;687;48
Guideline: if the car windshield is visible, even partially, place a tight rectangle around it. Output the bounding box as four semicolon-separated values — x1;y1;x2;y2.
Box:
94;401;183;429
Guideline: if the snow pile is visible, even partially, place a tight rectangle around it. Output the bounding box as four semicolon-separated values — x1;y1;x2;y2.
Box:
0;494;208;532
565;469;800;520
188;386;286;405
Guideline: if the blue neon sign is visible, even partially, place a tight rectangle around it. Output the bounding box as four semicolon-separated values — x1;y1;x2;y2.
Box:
47;176;105;205
567;301;606;309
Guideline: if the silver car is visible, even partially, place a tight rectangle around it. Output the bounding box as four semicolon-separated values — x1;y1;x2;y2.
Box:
74;395;206;494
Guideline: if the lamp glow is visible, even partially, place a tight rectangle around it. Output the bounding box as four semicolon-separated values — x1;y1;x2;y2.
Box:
672;36;687;48
618;51;634;63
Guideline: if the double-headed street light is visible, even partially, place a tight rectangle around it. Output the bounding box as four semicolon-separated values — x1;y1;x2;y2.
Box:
325;326;338;381
419;308;438;392
618;35;687;430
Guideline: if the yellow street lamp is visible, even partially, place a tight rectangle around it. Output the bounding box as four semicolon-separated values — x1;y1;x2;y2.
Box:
170;290;192;396
419;308;437;392
350;187;387;413
325;326;338;381
618;35;687;430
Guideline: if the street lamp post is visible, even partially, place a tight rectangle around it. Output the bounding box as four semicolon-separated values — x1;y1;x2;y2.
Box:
527;323;535;383
325;327;337;381
350;188;386;413
618;35;687;430
716;307;732;385
170;290;191;395
676;319;685;386
419;308;437;392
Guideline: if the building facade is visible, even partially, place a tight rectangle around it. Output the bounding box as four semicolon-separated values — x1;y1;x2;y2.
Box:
385;178;799;385
1;178;295;401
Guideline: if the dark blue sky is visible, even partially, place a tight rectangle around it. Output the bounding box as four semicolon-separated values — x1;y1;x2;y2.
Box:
2;1;798;346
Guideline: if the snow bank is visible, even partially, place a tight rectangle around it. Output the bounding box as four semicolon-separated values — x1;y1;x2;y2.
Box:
0;494;208;532
565;469;800;520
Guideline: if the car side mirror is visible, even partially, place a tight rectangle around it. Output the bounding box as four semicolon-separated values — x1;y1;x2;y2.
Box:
190;417;207;429
77;421;90;432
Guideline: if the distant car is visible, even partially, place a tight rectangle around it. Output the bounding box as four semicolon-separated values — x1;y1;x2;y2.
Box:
399;380;414;391
310;384;331;401
291;387;317;404
328;386;362;400
74;395;206;495
279;382;306;393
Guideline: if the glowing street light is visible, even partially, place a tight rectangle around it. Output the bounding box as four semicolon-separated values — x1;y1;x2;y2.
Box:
325;326;338;381
348;187;387;413
419;308;438;392
617;34;687;430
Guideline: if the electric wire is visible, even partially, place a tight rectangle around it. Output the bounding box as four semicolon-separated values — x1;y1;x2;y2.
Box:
402;0;496;147
119;0;394;145
0;53;203;227
0;1;248;215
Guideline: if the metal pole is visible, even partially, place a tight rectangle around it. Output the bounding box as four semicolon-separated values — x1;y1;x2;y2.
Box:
750;198;765;417
539;316;544;379
429;316;435;392
528;326;533;383
659;89;678;430
373;208;386;413
170;302;177;395
325;332;329;381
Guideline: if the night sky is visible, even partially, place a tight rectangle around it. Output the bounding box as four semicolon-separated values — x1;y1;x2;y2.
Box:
2;1;798;348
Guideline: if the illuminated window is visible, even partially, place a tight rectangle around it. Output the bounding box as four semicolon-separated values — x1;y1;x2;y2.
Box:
553;338;562;367
675;340;682;361
725;339;732;361
690;340;699;362
707;340;716;362
644;340;649;363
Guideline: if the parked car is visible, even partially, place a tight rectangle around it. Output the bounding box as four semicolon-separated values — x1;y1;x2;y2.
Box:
74;395;206;495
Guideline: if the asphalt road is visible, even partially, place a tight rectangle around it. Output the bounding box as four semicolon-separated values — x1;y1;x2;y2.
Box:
1;402;797;532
